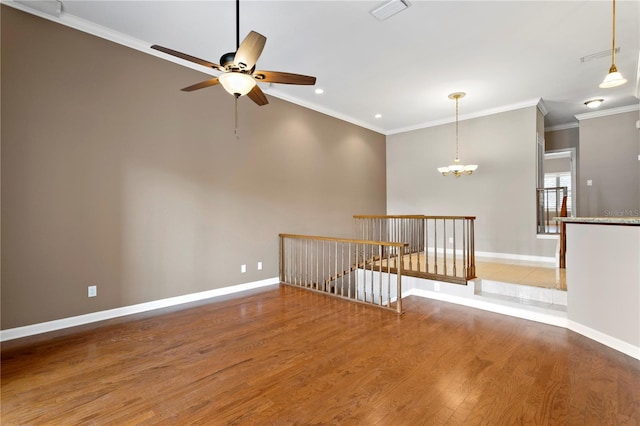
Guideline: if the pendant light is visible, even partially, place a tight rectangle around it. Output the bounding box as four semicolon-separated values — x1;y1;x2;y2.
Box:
599;0;627;88
437;92;478;177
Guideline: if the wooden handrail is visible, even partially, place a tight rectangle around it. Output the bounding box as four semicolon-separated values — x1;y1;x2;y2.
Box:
279;234;405;313
278;233;408;248
354;215;476;220
353;215;476;284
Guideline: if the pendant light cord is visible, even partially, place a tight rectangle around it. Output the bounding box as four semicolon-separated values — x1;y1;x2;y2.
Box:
611;0;616;67
455;96;459;162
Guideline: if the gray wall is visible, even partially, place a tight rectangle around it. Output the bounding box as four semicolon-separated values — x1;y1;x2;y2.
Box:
1;7;387;328
387;106;556;257
566;223;640;348
577;111;640;217
546;127;579;152
544;157;571;174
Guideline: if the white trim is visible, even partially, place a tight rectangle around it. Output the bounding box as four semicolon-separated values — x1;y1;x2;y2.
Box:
0;277;280;342
537;99;549;116
2;0;387;135
423;247;556;264
568;320;640;361
544;150;571;160
387;98;542;135
635;50;640;99
263;87;386;134
575;104;640;121
2;1;219;77
545;122;579;132
536;234;559;240
405;288;568;328
475;250;556;264
405;288;639;360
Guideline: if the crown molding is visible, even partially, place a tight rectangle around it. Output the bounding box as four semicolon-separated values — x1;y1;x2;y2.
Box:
2;0;388;135
263;88;386;134
635;51;640;99
2;0;219;77
537;99;549;116
545;122;579;132
387;98;543;135
575;104;640;121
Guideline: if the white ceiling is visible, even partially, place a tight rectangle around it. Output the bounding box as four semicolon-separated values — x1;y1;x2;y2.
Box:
6;0;640;134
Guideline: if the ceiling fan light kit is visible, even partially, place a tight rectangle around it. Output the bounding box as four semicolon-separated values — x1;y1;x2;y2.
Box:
150;0;316;107
438;92;478;178
599;0;627;88
218;72;256;96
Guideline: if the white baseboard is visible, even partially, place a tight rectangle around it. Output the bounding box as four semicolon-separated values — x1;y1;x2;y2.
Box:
6;276;637;362
568;320;640;361
405;288;568;328
475;250;556;264
0;277;280;342
423;247;556;264
404;288;639;361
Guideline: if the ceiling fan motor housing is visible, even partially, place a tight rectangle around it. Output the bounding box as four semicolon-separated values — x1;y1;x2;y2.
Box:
220;52;238;70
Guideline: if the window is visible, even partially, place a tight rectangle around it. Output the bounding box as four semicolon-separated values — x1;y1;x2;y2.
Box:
544;172;572;214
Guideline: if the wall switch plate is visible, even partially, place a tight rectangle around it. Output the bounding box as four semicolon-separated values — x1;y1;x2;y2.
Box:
88;285;97;297
587;180;593;186
257;261;263;270
241;264;247;273
448;237;453;244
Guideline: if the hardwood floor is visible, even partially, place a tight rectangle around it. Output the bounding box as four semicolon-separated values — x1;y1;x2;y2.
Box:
2;285;638;425
475;258;567;291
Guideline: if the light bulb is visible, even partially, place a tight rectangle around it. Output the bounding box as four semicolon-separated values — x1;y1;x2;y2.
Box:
218;72;256;96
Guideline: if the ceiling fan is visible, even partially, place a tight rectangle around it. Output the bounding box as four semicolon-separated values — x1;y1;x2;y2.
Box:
150;0;316;107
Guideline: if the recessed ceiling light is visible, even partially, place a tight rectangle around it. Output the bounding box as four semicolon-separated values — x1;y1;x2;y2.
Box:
375;114;382;119
314;88;324;95
584;99;604;109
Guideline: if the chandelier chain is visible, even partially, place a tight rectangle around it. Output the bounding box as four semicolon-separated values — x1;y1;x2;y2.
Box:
611;0;616;67
455;95;459;162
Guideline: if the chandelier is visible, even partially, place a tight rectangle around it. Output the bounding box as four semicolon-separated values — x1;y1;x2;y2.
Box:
437;92;478;177
599;0;627;88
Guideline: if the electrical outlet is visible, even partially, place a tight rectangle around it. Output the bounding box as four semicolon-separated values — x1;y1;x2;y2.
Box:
241;264;247;273
257;261;263;270
434;283;440;292
88;285;97;297
448;237;453;244
587;180;593;186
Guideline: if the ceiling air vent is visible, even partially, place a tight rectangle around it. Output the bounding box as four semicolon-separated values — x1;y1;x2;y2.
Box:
371;0;411;21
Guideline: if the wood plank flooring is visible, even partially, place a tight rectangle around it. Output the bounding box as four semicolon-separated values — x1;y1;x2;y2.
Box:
2;285;638;425
391;253;567;290
475;258;567;291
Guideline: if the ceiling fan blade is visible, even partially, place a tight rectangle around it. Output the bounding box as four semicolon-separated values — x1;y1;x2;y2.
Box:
181;78;220;92
233;31;267;70
151;45;222;70
247;84;269;106
253;71;316;85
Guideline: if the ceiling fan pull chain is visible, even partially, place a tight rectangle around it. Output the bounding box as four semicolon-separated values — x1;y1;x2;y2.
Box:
234;94;240;139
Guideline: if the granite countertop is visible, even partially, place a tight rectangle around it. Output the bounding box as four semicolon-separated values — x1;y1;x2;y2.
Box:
555;217;640;225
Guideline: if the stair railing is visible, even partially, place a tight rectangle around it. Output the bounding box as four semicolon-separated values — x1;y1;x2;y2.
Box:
353;215;476;285
279;234;407;313
536;187;568;234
